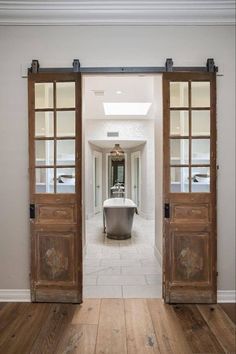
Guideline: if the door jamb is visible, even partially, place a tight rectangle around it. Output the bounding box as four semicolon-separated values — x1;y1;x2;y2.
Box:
131;151;141;210
93;150;103;214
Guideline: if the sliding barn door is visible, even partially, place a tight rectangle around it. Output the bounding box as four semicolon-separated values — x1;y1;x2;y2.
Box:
163;73;217;303
28;72;82;303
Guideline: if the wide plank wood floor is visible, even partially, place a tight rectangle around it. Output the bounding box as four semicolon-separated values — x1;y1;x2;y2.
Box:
0;300;235;354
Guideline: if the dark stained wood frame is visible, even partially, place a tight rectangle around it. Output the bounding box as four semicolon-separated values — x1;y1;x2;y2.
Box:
163;72;217;303
28;72;82;303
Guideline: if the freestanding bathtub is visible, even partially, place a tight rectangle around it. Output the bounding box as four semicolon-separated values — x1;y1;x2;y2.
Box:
103;198;137;240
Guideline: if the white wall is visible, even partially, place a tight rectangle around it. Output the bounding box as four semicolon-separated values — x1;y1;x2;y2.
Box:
0;25;235;292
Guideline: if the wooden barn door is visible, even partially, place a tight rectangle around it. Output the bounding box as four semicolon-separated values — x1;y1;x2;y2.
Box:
28;71;82;303
163;72;217;303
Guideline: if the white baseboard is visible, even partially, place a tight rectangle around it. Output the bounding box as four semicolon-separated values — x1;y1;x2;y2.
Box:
0;289;31;302
0;289;235;303
217;290;236;303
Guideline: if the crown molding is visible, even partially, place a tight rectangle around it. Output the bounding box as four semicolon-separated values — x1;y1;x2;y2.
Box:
0;1;235;26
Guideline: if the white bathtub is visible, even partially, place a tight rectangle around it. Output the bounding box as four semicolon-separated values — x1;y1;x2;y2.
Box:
103;198;137;239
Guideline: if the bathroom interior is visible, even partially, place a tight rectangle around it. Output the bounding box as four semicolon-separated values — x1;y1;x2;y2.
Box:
83;74;163;298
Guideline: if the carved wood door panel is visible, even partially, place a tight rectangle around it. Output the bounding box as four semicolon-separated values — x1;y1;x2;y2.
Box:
163;73;217;303
28;71;82;303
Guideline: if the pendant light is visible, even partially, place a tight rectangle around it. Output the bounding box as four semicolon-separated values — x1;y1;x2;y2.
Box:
110;144;124;161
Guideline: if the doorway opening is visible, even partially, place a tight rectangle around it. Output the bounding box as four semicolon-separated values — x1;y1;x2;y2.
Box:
82;73;163;298
28;63;216;304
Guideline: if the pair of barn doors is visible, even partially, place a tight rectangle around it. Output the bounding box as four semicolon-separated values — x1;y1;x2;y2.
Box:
28;67;216;303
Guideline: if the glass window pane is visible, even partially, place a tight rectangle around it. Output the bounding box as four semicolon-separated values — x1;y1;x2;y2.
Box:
191;82;210;107
170;82;188;107
56;82;75;108
170;111;189;136
35;112;54;137
35;140;54;166
191;166;210;192
192;110;210;136
170;139;189;165
35;83;53;109
171;167;189;192
36;168;54;193
56;168;75;193
192;139;210;164
57;111;75;137
57;139;75;165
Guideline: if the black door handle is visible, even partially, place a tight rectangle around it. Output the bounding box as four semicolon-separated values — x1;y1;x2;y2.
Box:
30;204;35;219
164;203;170;218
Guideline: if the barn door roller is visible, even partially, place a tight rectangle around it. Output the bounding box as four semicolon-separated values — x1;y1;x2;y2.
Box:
29;58;218;74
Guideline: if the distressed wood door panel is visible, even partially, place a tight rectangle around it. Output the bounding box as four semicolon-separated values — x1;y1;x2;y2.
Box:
36;204;77;224
28;71;82;303
35;230;76;284
163;73;217;303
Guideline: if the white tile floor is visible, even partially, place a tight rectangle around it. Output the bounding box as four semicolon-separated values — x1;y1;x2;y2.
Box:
83;212;162;298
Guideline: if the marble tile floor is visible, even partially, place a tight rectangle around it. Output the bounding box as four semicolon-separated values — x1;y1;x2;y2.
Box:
83;212;162;298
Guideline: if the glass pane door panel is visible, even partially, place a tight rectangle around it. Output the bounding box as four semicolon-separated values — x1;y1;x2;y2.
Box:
191;82;210;107
192;139;210;164
170;111;189;136
191;166;210;192
35;112;54;137
57;139;75;165
56;168;75;193
192;110;210;136
170;82;188;107
170;139;189;165
35;83;53;109
56;82;75;108
171;167;189;192
35;140;54;166
36;168;54;193
57;111;75;137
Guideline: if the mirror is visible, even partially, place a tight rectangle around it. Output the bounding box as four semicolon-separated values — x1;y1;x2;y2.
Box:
108;156;125;198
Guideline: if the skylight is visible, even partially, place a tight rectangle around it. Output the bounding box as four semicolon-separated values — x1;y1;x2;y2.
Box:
103;102;152;116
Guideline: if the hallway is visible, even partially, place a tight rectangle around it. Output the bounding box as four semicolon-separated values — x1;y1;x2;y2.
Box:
83;213;162;298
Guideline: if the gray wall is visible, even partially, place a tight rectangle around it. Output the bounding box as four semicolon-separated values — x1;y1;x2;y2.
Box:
0;25;235;291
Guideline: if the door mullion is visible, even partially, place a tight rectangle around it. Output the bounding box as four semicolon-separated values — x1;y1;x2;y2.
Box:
53;81;57;193
189;80;192;192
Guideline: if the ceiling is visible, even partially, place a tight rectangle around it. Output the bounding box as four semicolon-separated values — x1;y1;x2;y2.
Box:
83;74;156;120
0;1;235;25
89;140;146;149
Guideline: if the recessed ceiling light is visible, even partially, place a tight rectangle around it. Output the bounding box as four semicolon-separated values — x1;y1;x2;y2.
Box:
103;102;152;116
116;90;123;95
91;90;105;96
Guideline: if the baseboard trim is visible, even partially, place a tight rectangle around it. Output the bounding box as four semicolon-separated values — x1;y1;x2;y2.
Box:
0;289;31;302
217;290;236;303
0;289;235;303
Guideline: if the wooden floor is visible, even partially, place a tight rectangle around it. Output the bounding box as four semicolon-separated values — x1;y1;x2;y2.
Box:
0;300;235;354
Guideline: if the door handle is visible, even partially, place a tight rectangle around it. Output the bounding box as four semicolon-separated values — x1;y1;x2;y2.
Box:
164;203;170;218
30;204;35;219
